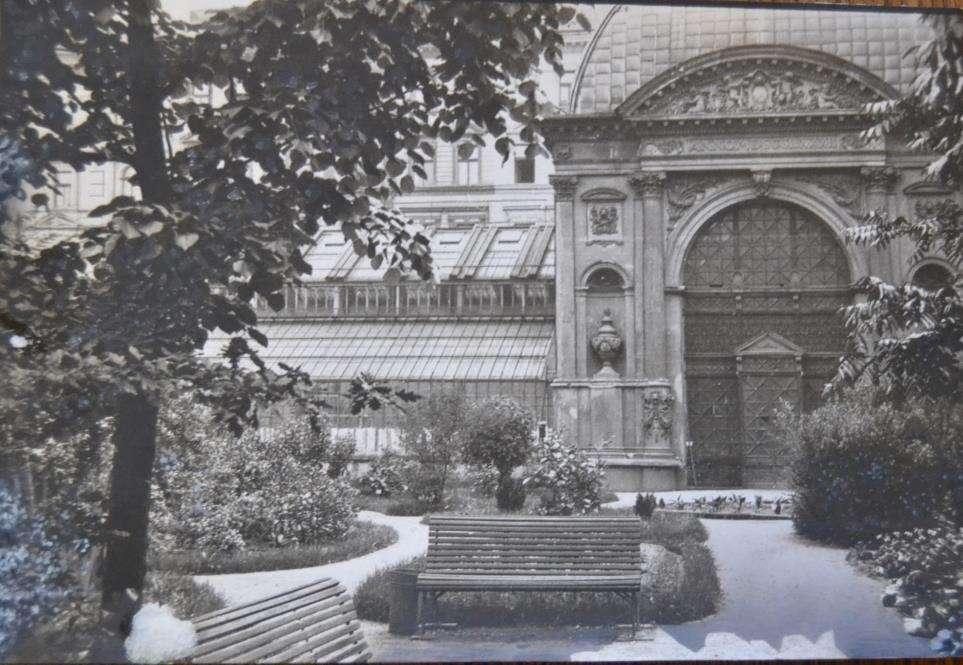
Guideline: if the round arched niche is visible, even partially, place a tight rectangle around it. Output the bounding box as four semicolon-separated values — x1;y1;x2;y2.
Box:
911;262;957;291
583;264;629;377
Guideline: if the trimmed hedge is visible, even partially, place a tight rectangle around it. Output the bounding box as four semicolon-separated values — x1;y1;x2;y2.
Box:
785;390;962;545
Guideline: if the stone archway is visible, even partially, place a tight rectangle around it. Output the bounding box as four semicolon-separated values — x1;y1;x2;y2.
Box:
681;198;852;487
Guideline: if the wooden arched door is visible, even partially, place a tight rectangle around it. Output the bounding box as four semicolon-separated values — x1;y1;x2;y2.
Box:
682;199;852;487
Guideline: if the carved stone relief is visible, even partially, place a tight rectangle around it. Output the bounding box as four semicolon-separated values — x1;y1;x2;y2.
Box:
589;205;619;236
641;388;674;446
665;174;745;231
860;166;899;193
795;172;862;216
635;62;881;117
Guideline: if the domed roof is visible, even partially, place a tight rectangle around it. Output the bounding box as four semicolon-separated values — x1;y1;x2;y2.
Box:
572;4;933;114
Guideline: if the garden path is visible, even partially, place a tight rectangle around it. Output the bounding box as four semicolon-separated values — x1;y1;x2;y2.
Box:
365;493;932;661
193;510;428;606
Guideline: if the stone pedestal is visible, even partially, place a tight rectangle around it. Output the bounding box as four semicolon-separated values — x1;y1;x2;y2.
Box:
552;378;685;491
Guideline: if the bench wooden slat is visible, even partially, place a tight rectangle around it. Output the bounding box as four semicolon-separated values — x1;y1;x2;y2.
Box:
192;578;339;626
261;621;363;663
292;635;369;664
224;613;358;663
194;585;347;642
192;600;352;661
189;577;368;664
193;579;342;632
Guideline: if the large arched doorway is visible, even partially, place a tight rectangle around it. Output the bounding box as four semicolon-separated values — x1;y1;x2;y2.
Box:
682;199;852;487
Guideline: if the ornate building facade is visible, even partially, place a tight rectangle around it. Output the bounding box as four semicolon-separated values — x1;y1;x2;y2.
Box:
541;4;960;489
9;4;961;489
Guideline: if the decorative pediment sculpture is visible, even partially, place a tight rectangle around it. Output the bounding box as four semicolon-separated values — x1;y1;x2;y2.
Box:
618;46;893;120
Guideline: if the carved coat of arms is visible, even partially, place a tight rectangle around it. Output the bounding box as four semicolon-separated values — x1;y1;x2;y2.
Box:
589;205;619;236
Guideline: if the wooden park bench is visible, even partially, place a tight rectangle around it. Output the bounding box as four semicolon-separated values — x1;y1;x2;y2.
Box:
190;577;371;663
417;515;645;635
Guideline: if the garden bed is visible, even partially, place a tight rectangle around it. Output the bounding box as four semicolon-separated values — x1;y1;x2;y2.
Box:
354;511;720;627
150;519;397;575
652;493;793;520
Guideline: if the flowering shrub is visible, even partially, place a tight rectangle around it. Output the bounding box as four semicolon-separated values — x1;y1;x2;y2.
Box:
849;520;962;651
0;487;74;659
783;388;963;544
357;451;409;497
151;398;356;554
523;431;605;516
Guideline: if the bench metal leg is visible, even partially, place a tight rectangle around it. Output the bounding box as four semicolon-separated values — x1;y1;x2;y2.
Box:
633;590;640;638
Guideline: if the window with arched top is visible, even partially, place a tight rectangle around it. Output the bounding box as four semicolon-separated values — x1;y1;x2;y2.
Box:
586;266;624;291
912;263;955;291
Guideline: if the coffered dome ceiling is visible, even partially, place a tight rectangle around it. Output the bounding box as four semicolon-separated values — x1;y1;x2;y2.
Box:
572;4;933;114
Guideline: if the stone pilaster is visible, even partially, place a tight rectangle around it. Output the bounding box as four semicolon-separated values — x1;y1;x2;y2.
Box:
860;166;898;280
550;175;578;378
629;171;668;377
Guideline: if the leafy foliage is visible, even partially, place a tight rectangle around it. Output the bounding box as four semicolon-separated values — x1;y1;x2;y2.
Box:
523;430;605;516
833;14;962;401
634;493;658;519
397;388;468;507
151;397;356;553
0;486;75;658
784;388;962;545
356;450;409;498
849;520;962;650
462;397;534;511
1;0;582;600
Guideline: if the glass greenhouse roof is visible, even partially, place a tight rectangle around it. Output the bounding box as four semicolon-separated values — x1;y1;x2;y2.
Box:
304;222;555;282
202;319;555;381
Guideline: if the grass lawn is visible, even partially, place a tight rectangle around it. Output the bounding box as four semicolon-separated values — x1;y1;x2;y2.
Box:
354;511;721;627
150;519;397;575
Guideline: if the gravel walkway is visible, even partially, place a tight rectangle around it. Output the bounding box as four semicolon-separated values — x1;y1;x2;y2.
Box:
194;510;428;606
192;500;931;660
366;504;932;661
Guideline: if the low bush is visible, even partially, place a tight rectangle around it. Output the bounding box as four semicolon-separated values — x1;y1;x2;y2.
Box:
523;431;605;516
784;389;963;544
495;477;527;513
143;572;225;618
849;519;962;652
357;451;409;497
152;399;357;554
384;497;433;516
325;437;356;479
354;512;719;626
150;520;396;575
634;493;657;519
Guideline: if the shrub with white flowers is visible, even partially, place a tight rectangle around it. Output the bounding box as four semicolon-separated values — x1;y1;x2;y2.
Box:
523;430;606;516
151;398;356;554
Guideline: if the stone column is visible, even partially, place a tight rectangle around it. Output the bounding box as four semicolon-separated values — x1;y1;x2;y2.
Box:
629;171;668;377
860;166;898;280
550;175;578;378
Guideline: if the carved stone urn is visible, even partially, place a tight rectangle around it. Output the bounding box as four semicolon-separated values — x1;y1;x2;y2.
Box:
590;309;623;378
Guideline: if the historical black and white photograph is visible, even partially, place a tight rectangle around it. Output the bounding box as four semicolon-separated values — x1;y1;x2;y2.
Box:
1;0;961;661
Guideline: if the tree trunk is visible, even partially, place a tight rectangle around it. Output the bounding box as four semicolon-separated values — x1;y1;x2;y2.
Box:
101;393;158;614
100;0;171;623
